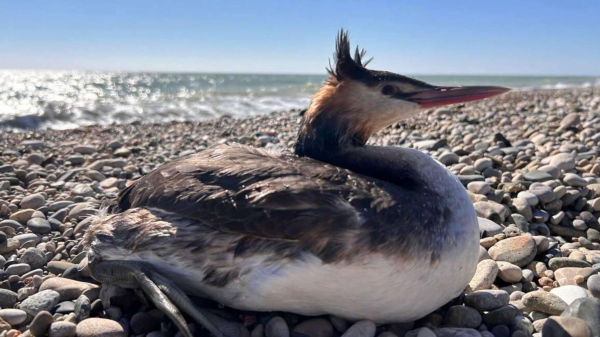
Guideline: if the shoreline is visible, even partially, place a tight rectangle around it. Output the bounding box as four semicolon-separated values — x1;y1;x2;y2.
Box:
2;85;599;137
0;85;599;335
0;82;598;132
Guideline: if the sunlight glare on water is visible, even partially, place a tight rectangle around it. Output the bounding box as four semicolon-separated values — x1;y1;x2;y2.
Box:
0;70;598;130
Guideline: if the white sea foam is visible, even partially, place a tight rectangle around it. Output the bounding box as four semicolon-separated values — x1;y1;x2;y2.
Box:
0;70;598;130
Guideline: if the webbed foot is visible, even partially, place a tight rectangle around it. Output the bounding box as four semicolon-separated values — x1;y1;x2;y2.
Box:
89;259;226;337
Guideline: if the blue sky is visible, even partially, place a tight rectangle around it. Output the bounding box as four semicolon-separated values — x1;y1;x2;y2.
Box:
1;1;599;75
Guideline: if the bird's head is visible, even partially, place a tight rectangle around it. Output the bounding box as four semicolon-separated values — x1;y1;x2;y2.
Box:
295;29;510;157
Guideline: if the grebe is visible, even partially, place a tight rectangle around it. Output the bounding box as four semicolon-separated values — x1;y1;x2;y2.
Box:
83;30;509;337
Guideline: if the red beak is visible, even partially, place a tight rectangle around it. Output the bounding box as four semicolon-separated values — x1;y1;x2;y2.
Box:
407;86;511;109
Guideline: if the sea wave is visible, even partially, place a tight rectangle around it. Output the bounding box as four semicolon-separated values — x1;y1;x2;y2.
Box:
0;70;598;130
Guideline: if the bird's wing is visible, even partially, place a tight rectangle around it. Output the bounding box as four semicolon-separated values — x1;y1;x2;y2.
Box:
117;144;384;260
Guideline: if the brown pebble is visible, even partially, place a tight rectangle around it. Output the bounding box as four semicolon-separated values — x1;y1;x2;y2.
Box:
30;311;54;337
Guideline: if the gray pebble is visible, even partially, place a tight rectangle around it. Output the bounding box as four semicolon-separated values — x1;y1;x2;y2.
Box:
19;290;61;317
443;305;482;328
49;321;77;337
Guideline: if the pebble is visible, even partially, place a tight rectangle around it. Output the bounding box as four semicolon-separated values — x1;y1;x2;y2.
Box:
26;218;52;234
66;155;85;165
130;312;159;334
474;158;493;172
0;309;28;325
9;209;35;224
464;290;509;312
438;152;459;166
0;289;18;308
292;318;333;337
75;318;126;337
482;305;517;326
559;112;580;129
14;233;40;245
517;191;539;206
496;261;523;283
265;317;289;337
432;328;480;337
474;201;509;224
20;248;47;269
562;298;600;337
30;311;54;337
18;290;61;317
563;173;588;187
549;153;576;171
467;182;491;195
47;261;75;275
55;301;76;314
488;235;537;267
478;217;503;237
40;278;98;301
20;140;44;148
587;275;600;299
6;263;31;276
524;170;553;182
49;321;77;337
542;317;592;337
74;295;91;321
341;321;376;337
405;328;435;337
529;183;556;203
20;194;46;210
71;184;94;197
549;257;591;270
467;259;498;293
73;145;97;154
550;285;589;305
555;267;595;286
442;306;481;328
522;290;568;315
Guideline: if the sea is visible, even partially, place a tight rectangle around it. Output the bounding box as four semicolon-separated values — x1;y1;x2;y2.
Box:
0;70;598;130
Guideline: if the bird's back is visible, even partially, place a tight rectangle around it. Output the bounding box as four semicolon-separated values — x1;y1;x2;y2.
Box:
116;143;473;263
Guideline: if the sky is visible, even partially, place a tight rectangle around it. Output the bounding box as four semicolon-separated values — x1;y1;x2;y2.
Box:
1;1;599;76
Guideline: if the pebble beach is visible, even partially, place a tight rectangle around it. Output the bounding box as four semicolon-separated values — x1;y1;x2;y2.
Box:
1;86;600;337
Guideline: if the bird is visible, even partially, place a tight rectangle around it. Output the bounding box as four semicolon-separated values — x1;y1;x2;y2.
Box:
82;30;510;337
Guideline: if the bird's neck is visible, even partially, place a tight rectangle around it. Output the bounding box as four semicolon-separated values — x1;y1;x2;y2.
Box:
295;114;424;191
294;109;372;160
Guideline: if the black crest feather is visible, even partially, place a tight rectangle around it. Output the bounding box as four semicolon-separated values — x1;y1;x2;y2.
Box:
327;29;373;81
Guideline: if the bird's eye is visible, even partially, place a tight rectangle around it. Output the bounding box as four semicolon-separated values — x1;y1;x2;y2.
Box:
381;85;397;96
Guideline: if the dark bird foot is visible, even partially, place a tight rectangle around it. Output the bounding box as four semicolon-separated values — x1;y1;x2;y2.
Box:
88;259;227;337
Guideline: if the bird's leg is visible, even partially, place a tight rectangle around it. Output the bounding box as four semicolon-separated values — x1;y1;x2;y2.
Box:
88;259;226;337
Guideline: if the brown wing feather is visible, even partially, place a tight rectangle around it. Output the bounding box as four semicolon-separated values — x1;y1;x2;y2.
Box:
116;144;382;258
